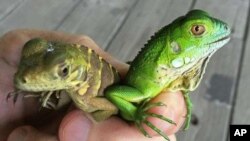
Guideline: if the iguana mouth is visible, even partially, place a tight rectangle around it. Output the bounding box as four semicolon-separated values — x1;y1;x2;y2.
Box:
15;79;68;92
206;35;230;51
212;35;230;44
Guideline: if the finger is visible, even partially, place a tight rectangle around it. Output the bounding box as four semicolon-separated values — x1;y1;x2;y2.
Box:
59;110;177;141
7;126;58;141
58;110;91;141
0;29;129;75
144;91;187;136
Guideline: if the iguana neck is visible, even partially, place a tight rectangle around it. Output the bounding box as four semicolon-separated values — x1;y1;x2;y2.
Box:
130;25;171;68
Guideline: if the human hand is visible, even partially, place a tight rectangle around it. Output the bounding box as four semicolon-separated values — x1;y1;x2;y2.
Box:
0;29;186;141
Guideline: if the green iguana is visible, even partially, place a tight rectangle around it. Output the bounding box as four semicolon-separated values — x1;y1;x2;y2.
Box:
10;10;230;140
105;10;230;140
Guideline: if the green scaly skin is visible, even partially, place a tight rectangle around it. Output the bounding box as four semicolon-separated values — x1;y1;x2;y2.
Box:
105;10;231;140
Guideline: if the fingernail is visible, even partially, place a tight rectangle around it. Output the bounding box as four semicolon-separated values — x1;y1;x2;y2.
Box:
61;111;91;141
8;127;27;141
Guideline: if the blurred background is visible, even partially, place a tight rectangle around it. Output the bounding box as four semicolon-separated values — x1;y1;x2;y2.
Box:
0;0;249;140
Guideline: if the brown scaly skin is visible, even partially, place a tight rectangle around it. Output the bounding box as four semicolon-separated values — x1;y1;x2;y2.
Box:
12;38;120;121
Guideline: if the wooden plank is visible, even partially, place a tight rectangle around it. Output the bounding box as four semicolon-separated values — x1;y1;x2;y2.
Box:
57;0;137;49
0;0;82;34
176;0;249;141
107;0;192;61
0;0;23;22
232;5;250;124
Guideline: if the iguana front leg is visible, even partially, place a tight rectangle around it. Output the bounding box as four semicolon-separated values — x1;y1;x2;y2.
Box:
89;97;118;121
105;85;176;140
7;90;62;110
182;91;192;130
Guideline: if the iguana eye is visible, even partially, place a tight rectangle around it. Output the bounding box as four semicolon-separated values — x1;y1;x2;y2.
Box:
58;64;70;77
191;25;205;35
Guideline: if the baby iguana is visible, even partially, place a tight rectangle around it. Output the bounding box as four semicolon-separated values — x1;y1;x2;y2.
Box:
105;9;230;140
10;10;230;140
12;38;120;121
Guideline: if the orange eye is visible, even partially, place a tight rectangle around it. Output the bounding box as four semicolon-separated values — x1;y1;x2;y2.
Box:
191;25;205;35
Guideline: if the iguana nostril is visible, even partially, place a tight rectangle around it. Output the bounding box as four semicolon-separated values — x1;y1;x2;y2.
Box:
21;77;27;83
224;24;231;32
224;25;228;30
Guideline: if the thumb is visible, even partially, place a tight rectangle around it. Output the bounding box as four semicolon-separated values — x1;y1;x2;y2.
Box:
59;110;91;141
7;126;57;141
59;108;180;141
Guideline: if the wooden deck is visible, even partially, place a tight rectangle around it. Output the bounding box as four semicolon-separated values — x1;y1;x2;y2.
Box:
0;0;249;140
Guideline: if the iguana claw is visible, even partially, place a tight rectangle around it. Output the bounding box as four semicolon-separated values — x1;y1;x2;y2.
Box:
135;101;176;141
7;89;61;110
6;90;22;103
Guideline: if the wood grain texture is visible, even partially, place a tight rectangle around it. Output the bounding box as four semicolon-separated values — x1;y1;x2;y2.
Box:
0;0;82;34
232;2;250;124
57;0;137;49
177;0;249;141
0;0;23;22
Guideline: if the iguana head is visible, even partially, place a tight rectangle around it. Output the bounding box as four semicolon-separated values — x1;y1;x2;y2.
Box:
14;38;88;91
166;9;230;69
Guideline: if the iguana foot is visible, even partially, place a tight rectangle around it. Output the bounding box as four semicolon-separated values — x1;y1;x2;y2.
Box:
7;90;58;109
38;91;62;110
39;100;57;110
135;100;176;141
21;91;57;109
